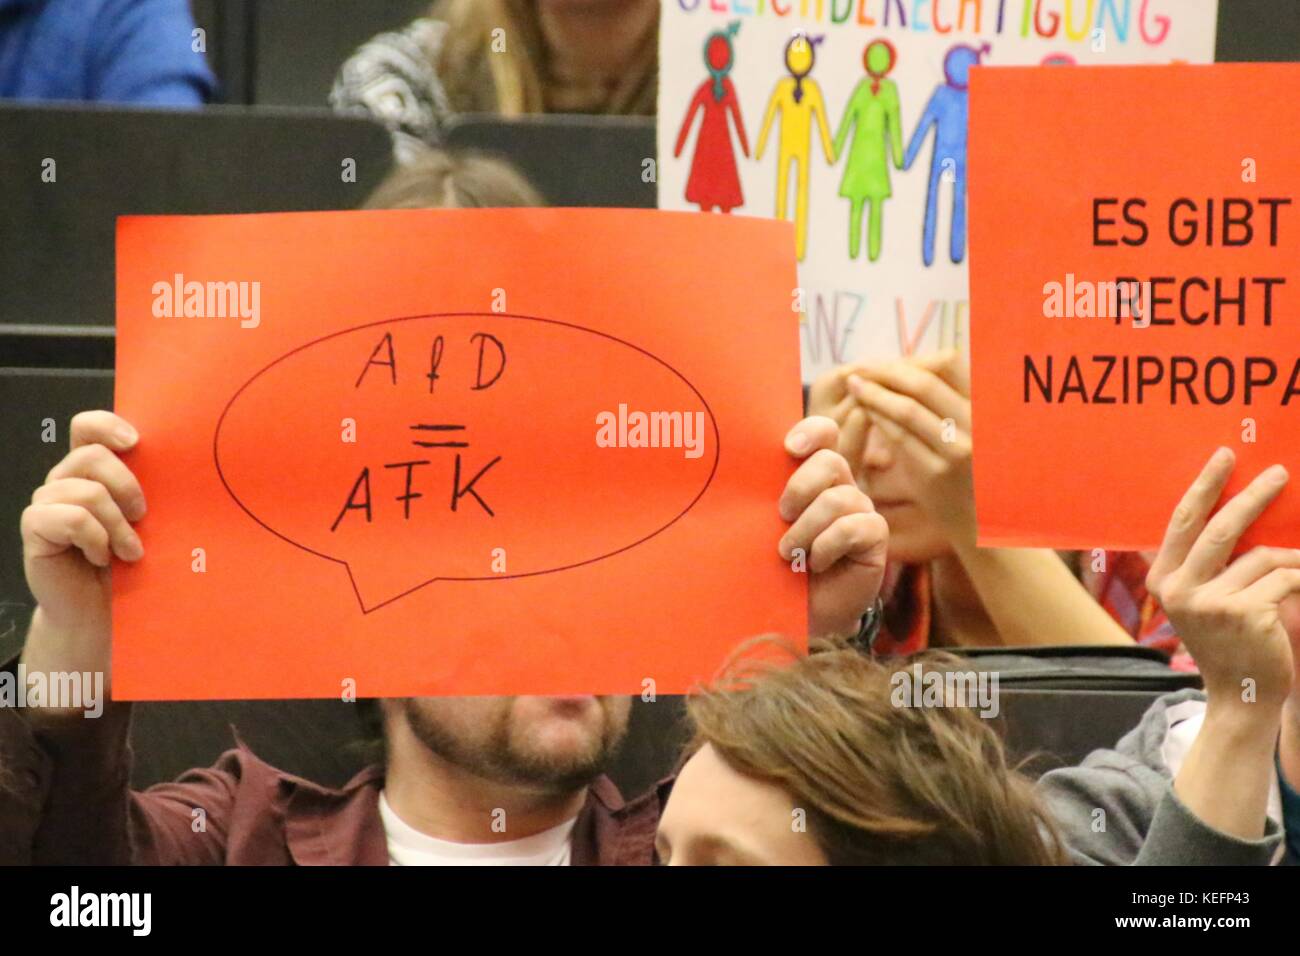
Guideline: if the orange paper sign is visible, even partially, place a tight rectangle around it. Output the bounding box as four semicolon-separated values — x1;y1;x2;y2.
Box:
113;209;804;700
969;64;1300;552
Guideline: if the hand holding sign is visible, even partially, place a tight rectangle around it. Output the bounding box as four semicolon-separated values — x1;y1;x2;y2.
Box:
1145;449;1298;712
20;411;144;705
1144;448;1300;846
23;408;882;705
778;416;888;637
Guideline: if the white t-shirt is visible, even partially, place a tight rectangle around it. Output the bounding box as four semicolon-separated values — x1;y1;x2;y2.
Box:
378;792;577;866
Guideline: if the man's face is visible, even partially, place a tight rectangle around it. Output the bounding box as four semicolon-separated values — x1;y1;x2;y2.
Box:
398;695;632;791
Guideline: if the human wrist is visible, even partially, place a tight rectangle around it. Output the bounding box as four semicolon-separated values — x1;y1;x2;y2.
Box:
1201;696;1283;752
20;607;113;704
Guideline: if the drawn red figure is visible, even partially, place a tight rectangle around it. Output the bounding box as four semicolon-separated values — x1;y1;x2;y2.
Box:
674;21;749;213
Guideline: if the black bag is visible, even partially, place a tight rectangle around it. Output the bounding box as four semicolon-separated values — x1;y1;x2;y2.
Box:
948;645;1201;775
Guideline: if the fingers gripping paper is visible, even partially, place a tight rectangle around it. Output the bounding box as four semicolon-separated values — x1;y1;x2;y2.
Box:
113;209;804;700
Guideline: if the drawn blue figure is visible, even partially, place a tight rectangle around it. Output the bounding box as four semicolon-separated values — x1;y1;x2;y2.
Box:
902;42;989;266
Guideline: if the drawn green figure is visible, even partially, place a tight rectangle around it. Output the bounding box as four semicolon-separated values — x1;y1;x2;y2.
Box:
833;39;904;262
755;32;835;262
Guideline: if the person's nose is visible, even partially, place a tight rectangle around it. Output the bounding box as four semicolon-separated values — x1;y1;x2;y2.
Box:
861;421;893;472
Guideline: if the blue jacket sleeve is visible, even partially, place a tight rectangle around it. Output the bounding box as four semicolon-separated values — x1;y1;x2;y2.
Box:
89;0;215;106
1277;752;1300;863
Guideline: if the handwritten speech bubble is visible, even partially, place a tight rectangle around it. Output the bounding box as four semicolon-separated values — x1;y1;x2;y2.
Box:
213;313;720;613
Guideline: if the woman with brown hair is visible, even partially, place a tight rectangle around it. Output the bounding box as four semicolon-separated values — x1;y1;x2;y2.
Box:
331;0;659;161
655;639;1066;866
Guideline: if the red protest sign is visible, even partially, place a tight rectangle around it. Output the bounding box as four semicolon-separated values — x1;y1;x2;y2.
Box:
969;64;1300;551
114;209;804;699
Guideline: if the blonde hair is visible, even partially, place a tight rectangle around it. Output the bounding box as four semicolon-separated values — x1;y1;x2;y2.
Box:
686;638;1066;865
432;0;657;117
362;149;544;210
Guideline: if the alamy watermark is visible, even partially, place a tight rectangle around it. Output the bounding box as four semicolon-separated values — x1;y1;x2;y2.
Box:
595;404;707;459
152;273;260;328
889;663;1000;719
1042;274;1150;327
0;665;104;717
50;886;150;936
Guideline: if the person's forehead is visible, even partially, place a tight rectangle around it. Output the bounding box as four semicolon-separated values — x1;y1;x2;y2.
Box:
662;745;826;863
671;746;796;827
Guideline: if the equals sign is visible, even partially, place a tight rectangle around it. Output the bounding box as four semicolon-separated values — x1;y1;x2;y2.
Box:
410;424;468;448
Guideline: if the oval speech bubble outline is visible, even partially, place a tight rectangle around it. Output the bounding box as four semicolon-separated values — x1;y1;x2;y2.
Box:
213;312;720;613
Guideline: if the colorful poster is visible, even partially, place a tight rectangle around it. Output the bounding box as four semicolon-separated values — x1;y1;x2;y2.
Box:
113;208;805;700
657;0;1220;381
969;64;1300;550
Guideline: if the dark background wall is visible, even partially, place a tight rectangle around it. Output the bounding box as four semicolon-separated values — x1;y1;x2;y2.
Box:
189;0;1300;109
191;0;430;106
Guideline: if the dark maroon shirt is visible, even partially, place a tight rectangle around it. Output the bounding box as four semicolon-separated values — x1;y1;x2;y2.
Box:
0;707;666;866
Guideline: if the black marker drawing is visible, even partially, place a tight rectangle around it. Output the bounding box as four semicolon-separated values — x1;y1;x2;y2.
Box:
213;313;720;614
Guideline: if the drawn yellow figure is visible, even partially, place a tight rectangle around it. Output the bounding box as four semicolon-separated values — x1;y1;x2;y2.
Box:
755;32;835;261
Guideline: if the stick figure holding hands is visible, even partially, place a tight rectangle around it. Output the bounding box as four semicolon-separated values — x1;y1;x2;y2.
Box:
833;39;904;263
674;21;750;214
756;32;835;261
903;42;989;266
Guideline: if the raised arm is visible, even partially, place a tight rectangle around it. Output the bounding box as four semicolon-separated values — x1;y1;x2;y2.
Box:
16;411;234;864
1039;450;1300;866
1143;449;1298;845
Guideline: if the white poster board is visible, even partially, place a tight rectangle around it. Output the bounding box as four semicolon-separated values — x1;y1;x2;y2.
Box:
657;0;1220;381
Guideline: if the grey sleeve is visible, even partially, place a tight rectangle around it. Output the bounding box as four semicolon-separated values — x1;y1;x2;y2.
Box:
1037;690;1283;866
1134;788;1281;866
1037;752;1168;865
